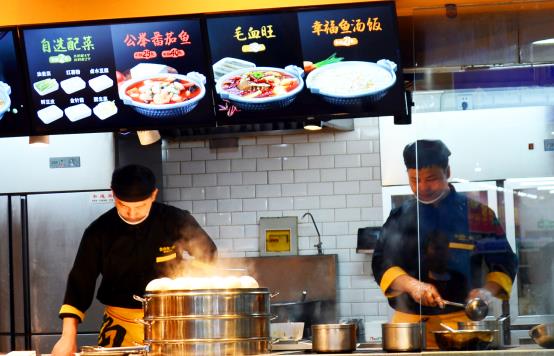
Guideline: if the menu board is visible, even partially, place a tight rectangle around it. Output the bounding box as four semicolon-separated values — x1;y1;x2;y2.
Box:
207;2;407;126
22;18;214;135
0;29;31;137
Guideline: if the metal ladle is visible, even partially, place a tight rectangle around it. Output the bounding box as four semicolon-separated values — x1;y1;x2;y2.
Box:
442;298;489;321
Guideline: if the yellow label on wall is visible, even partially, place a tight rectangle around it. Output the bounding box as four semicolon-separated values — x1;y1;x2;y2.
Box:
265;229;291;252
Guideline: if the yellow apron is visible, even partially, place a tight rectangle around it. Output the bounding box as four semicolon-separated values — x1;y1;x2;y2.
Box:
98;306;144;347
391;310;469;349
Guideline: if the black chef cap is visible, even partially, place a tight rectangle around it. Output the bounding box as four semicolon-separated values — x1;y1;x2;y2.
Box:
111;164;156;202
403;139;451;169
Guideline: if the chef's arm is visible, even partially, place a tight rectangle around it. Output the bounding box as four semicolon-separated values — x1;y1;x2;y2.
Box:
51;317;78;356
178;211;217;262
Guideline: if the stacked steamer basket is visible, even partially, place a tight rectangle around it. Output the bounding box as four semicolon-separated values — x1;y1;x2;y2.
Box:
136;278;271;356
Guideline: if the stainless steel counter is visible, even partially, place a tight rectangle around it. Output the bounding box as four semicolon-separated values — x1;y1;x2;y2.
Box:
265;344;554;355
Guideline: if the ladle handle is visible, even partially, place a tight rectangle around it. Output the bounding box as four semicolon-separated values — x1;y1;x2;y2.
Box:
439;323;457;332
442;300;465;308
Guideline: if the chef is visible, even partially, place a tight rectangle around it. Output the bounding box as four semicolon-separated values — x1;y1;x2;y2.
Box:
51;164;217;356
371;140;518;348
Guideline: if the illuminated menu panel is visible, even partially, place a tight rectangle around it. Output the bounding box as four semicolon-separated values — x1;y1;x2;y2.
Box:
0;29;30;137
22;18;214;135
206;12;308;124
296;2;406;119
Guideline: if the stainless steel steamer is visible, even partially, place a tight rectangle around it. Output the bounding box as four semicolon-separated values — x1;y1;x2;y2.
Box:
134;288;271;356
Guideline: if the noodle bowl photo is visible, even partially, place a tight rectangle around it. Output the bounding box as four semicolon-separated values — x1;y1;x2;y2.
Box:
306;59;397;106
216;67;304;111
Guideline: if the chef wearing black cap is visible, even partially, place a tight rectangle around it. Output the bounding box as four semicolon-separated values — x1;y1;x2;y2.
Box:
372;140;517;348
51;164;217;356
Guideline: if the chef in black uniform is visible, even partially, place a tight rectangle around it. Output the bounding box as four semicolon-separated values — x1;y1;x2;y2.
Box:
51;164;217;355
372;140;517;348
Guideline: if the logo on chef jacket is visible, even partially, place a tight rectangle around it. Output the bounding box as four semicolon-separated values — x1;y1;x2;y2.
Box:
156;245;177;263
450;234;476;251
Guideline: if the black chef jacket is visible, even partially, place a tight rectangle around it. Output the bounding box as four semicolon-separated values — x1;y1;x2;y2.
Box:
59;202;217;322
372;185;518;315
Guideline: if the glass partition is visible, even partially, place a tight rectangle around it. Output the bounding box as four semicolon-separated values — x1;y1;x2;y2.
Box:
376;1;554;350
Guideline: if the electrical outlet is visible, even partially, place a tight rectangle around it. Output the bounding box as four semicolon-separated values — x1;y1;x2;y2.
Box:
456;94;473;110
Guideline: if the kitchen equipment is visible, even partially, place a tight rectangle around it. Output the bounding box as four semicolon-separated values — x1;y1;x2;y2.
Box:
311;323;357;353
305;59;397;106
381;322;426;352
80;345;148;355
135;288;271;356
529;323;554;348
270;322;305;341
456;320;500;349
439;323;456;332
443;297;488;321
433;329;496;351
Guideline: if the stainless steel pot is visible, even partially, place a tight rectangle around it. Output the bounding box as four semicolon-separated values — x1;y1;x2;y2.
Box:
457;320;500;349
141;315;269;340
147;338;270;356
136;288;270;318
433;330;496;350
382;322;426;352
529;323;554;349
135;288;271;355
311;323;357;353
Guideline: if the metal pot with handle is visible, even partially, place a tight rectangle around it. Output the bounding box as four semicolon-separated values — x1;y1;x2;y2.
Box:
381;322;426;352
311;323;357;353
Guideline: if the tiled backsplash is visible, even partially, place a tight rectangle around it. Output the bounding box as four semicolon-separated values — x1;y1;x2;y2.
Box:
161;117;389;323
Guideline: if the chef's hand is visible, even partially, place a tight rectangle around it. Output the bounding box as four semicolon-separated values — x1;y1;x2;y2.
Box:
51;334;76;356
51;317;78;356
392;275;444;307
467;287;494;305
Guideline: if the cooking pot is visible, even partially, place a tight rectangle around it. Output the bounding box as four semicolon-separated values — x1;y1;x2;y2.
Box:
432;329;496;350
135;288;271;355
529;323;554;348
135;288;270;318
311;323;356;353
381;322;426;352
457;320;500;349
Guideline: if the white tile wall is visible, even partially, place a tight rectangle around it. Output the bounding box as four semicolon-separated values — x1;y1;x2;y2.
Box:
162;119;387;322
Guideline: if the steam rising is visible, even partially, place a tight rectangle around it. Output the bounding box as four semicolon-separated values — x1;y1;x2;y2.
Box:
147;255;260;291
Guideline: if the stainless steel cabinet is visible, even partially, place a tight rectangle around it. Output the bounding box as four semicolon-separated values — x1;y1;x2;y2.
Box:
1;192;113;353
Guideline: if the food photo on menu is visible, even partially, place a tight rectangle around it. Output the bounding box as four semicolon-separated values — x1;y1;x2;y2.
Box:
116;63;206;119
0;29;29;137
